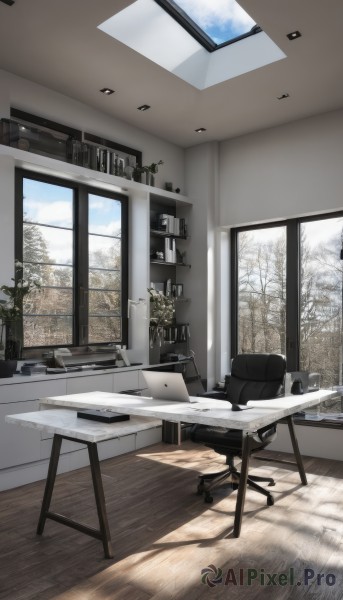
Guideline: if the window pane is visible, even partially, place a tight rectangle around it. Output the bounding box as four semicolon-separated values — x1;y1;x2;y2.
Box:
300;217;343;389
23;316;73;347
89;268;120;290
23;288;73;315
171;0;256;45
24;264;73;288
237;227;286;355
88;316;121;343
89;290;121;316
24;223;73;265
88;194;124;345
89;194;122;237
89;235;121;269
22;176;74;349
23;178;73;228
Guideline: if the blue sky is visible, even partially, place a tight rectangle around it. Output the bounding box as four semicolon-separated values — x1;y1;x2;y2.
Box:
173;0;255;44
23;179;122;264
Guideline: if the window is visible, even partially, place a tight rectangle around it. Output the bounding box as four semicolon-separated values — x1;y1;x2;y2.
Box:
299;217;343;388
232;213;343;421
15;170;128;350
154;0;260;51
236;225;286;356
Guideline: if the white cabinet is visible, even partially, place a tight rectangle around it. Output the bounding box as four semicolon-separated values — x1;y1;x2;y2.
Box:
0;379;68;470
0;368;163;490
66;373;113;394
0;400;41;469
0;378;67;403
113;370;140;392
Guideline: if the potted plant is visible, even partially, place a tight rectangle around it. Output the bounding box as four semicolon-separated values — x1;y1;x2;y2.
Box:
135;160;164;186
0;260;41;362
148;287;175;362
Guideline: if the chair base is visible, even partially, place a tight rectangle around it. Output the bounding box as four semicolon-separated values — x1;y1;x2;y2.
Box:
196;464;275;506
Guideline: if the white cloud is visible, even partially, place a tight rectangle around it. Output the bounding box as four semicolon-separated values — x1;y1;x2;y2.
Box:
90;220;122;237
25;199;73;227
39;226;73;265
175;0;254;31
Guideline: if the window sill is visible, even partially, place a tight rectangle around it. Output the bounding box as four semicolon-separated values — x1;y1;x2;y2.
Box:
292;416;343;430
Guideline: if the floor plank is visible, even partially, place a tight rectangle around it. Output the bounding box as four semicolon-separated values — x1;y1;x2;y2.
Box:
0;441;342;600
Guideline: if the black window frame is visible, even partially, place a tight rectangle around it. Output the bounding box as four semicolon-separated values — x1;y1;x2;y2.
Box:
15;168;129;353
154;0;261;52
231;211;343;372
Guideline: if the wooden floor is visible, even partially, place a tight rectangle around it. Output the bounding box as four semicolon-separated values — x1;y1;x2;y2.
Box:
0;441;342;600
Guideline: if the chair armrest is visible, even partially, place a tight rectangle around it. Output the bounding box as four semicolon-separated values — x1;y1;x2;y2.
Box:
198;374;231;400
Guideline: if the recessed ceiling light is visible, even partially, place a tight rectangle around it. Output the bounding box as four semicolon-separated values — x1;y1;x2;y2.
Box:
195;128;207;133
287;30;301;40
277;93;290;100
100;88;114;95
137;104;151;111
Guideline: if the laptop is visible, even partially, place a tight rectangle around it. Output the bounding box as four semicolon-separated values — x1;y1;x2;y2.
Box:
142;371;197;403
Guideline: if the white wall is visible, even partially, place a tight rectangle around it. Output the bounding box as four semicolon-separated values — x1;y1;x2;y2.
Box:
0;67;185;313
215;109;343;458
219;109;343;228
269;423;343;462
185;142;219;387
0;69;185;192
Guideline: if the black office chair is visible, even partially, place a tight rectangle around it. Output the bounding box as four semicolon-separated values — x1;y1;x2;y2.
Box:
191;353;286;505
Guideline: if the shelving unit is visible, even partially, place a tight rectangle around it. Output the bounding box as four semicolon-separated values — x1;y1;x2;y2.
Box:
149;193;192;364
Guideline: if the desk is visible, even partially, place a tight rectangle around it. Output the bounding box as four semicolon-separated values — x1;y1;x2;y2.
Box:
6;389;335;556
6;410;162;558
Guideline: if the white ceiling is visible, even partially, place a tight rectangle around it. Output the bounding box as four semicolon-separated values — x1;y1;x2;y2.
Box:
0;0;343;148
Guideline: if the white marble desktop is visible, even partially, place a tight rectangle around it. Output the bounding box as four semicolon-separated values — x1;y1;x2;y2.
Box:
38;389;336;432
6;409;162;443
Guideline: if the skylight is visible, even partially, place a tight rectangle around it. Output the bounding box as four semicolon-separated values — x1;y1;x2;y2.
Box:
154;0;259;51
98;0;286;90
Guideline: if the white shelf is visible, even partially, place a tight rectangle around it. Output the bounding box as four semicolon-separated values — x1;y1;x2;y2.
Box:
0;143;191;203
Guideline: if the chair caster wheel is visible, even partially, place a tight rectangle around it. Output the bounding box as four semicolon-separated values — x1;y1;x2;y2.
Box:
267;495;274;506
204;493;213;504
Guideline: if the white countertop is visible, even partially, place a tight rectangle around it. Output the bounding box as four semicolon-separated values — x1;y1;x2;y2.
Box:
38;389;336;432
6;409;162;443
0;360;185;387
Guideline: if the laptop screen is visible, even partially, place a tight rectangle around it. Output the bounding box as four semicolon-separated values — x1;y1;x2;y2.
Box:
142;371;196;403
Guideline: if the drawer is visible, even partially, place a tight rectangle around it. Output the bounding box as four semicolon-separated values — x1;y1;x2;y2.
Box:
1;400;41;468
66;373;113;394
0;378;67;404
113;370;139;392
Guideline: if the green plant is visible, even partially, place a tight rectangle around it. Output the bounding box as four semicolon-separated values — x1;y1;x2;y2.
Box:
148;287;174;327
0;260;41;324
146;160;164;174
136;160;164;175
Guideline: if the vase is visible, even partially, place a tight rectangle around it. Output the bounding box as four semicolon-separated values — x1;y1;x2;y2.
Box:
149;326;163;364
0;324;5;360
149;343;161;365
0;359;17;378
5;321;22;360
145;172;155;186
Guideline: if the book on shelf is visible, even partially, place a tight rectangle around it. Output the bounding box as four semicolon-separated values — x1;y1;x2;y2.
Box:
164;237;176;263
158;214;185;236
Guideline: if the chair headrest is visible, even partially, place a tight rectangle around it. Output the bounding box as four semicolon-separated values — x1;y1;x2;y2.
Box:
231;354;286;382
